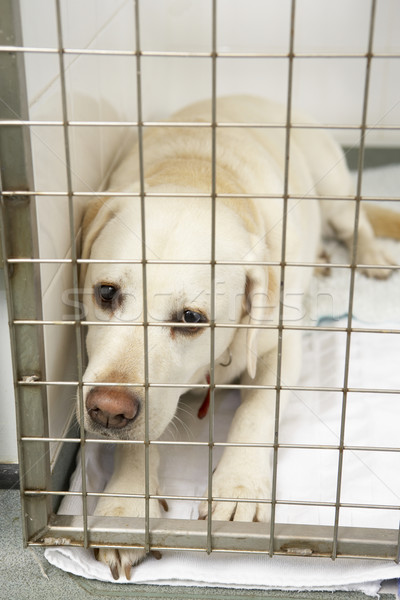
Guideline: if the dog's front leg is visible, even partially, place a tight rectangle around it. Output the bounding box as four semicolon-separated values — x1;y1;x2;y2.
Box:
93;443;161;579
199;332;301;523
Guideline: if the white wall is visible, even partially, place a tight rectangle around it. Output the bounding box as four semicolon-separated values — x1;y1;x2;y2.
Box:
19;0;400;142
1;0;399;463
0;272;18;463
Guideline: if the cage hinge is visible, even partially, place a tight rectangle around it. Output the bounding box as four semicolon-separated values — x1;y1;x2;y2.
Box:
21;374;41;383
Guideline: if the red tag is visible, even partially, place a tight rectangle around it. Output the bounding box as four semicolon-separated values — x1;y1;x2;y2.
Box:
197;373;210;419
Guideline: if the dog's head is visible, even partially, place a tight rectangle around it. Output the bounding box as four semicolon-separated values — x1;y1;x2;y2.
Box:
78;193;275;440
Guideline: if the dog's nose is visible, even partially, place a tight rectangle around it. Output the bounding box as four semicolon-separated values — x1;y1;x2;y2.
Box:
86;386;140;429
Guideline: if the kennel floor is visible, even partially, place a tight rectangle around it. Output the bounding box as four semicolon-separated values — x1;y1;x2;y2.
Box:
0;490;398;600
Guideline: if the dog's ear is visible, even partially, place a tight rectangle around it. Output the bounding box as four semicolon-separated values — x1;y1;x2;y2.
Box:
80;198;115;288
244;263;279;379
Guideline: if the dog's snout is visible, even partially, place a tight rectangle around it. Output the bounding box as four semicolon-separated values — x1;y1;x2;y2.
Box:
86;386;140;430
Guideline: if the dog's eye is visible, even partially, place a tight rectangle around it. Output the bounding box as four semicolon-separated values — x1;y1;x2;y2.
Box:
94;284;120;308
171;308;209;336
99;285;118;302
182;310;206;324
171;308;208;336
173;309;208;336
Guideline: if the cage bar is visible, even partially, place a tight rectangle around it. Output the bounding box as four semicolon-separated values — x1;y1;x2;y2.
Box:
332;0;377;560
134;0;152;557
54;0;90;548
269;0;297;557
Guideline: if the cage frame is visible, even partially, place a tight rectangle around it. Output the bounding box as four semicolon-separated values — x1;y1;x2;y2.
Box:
1;0;400;568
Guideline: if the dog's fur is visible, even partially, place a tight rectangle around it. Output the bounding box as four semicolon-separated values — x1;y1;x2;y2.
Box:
79;96;399;579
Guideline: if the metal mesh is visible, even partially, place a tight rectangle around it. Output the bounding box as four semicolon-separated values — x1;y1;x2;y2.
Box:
1;0;400;563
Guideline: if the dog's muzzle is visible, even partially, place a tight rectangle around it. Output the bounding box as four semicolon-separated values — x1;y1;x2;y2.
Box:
86;386;140;430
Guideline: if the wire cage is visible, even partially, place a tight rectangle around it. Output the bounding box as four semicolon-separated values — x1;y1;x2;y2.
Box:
1;0;400;574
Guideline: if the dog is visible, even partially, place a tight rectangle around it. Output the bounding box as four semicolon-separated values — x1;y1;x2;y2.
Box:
78;96;398;579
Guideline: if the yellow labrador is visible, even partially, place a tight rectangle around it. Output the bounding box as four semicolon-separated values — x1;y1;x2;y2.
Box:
79;96;397;579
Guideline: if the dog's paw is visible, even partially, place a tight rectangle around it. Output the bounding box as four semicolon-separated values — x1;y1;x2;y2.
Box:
357;243;395;279
93;495;162;579
198;469;271;523
315;247;331;277
94;547;146;580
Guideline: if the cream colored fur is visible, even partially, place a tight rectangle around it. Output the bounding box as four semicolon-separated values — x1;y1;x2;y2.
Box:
79;96;394;578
